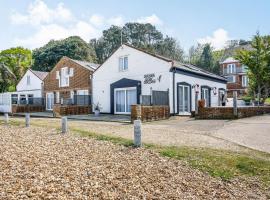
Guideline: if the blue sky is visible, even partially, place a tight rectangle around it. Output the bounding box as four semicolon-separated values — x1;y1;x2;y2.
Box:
0;0;269;51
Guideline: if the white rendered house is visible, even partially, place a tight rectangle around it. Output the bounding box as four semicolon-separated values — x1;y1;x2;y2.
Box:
93;44;227;115
0;69;48;113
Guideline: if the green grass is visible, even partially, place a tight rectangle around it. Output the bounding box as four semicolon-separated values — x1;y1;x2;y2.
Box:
265;98;270;104
158;146;270;185
72;128;134;147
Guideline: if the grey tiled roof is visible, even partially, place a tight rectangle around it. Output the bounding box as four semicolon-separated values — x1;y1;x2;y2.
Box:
173;62;227;82
70;59;99;71
30;69;48;80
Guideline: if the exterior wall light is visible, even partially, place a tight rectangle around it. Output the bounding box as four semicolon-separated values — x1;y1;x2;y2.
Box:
192;84;200;93
212;87;217;95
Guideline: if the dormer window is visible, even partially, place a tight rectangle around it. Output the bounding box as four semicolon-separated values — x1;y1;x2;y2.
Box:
119;56;128;71
227;64;236;74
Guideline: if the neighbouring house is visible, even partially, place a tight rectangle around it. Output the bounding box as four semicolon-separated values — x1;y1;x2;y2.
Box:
93;44;227;116
0;69;48;113
43;56;98;115
220;57;249;97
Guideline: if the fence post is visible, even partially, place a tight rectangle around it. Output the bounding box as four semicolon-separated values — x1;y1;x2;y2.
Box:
61;116;68;134
25;113;30;127
195;92;199;115
233;91;238;117
134;120;142;147
4;113;9;124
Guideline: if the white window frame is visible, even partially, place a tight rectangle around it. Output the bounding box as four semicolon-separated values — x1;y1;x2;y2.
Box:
242;75;248;87
56;92;60;104
119;56;128;72
227;64;236;74
178;84;190;115
227;75;236;83
114;87;136;114
26;75;30;85
60;67;69;87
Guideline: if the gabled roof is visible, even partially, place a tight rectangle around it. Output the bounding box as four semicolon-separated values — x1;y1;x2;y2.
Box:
29;69;48;81
220;57;239;64
68;57;99;71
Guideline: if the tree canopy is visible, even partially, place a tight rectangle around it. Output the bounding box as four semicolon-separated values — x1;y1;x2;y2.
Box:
0;47;32;91
32;36;97;72
90;23;184;63
236;33;270;103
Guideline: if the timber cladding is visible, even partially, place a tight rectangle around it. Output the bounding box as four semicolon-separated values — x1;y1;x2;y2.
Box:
43;57;93;93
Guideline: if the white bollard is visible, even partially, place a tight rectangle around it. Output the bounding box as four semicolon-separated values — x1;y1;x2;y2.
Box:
233;91;238;117
25;113;30;127
61;116;68;134
4;113;9;124
134;120;142;147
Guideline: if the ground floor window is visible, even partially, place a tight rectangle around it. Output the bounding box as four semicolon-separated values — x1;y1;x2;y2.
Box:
114;87;137;114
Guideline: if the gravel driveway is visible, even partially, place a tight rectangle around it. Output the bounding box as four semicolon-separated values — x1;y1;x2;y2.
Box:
0;125;267;199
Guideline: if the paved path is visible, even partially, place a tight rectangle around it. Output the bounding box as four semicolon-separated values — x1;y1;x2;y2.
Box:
212;114;270;153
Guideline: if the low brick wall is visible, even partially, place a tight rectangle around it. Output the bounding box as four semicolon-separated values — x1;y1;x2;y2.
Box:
196;106;270;119
131;105;170;122
12;105;45;113
53;104;91;117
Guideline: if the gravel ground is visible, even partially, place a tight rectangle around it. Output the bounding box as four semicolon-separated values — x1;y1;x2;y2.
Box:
0;125;268;199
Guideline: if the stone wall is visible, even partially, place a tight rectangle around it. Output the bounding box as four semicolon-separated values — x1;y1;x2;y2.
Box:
196;106;270;119
12;105;45;113
131;105;170;122
53;104;91;117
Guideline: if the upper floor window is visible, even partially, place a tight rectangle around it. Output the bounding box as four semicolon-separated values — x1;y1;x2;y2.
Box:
60;67;69;87
119;56;128;71
227;64;236;74
27;75;30;85
242;75;248;87
227;75;236;83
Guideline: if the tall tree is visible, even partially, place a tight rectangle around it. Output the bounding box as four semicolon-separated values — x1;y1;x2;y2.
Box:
0;47;32;87
90;23;184;63
236;33;270;103
33;36;97;72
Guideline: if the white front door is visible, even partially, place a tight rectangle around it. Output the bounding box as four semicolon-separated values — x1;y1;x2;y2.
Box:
114;87;137;114
46;92;54;110
178;85;190;115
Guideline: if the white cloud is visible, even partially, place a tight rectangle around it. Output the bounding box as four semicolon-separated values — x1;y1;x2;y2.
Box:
13;22;101;49
107;16;125;26
89;14;104;27
10;0;166;49
137;14;163;26
197;28;231;50
10;0;73;25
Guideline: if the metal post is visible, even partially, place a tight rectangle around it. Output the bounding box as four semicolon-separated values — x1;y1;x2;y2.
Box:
195;92;199;115
134;120;142;147
233;91;238;117
4;113;9;124
61;116;68;134
25;113;30;127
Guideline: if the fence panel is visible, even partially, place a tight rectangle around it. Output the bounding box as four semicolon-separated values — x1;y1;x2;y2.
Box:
152;90;169;106
141;95;151;106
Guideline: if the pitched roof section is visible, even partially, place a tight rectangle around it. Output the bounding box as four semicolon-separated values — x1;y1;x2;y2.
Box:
122;44;226;82
69;58;99;71
173;62;227;82
220;57;239;64
29;69;48;81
